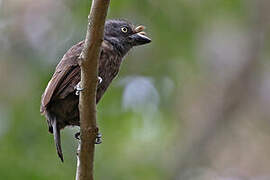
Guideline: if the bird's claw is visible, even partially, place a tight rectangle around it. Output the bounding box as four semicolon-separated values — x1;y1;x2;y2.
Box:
98;76;103;84
74;78;101;96
75;132;80;140
74;132;102;144
95;133;102;144
75;82;83;95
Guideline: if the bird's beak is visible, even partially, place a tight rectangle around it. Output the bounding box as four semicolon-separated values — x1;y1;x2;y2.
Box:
130;25;151;46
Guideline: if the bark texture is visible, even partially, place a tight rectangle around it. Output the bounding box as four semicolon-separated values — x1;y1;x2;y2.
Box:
76;0;110;180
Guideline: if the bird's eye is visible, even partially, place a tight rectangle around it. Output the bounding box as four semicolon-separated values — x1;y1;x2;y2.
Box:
121;27;128;33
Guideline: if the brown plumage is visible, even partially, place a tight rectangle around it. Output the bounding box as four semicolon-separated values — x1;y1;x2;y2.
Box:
40;19;151;162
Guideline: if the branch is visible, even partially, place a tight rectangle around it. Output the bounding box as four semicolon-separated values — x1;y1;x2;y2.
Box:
76;0;110;180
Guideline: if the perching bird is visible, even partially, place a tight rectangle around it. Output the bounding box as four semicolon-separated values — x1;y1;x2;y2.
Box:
40;19;151;162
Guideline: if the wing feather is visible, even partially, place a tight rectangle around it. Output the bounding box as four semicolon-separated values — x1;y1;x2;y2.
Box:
40;41;84;113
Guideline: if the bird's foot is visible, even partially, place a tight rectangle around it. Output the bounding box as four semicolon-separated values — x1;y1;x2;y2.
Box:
95;133;102;144
74;77;101;96
75;132;80;140
98;76;103;84
75;82;83;95
74;132;102;144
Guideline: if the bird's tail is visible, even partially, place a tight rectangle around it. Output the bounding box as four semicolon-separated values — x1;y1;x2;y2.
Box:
52;119;64;162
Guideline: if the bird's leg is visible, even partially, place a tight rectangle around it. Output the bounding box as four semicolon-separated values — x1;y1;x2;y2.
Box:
74;132;102;144
75;82;83;95
74;77;103;139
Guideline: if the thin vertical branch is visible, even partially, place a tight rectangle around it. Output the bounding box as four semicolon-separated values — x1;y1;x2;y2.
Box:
76;0;110;180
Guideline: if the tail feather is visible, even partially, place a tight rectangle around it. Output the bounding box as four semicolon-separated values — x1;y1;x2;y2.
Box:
52;119;64;162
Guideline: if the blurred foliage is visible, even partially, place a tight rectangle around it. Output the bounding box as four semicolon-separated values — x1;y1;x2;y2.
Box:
1;0;270;180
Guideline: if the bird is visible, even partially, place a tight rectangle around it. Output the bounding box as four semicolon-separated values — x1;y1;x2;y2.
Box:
40;19;151;162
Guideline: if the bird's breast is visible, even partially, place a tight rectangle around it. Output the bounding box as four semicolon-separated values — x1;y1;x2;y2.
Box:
96;50;123;103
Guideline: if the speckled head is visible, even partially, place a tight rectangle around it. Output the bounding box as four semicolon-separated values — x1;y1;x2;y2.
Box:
104;19;151;56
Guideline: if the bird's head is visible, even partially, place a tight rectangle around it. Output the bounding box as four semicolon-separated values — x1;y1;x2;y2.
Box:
104;19;151;56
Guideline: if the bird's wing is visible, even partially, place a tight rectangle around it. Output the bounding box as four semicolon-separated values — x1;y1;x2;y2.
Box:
54;65;81;99
40;41;84;113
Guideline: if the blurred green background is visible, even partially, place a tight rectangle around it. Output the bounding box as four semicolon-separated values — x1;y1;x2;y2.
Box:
1;0;270;179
